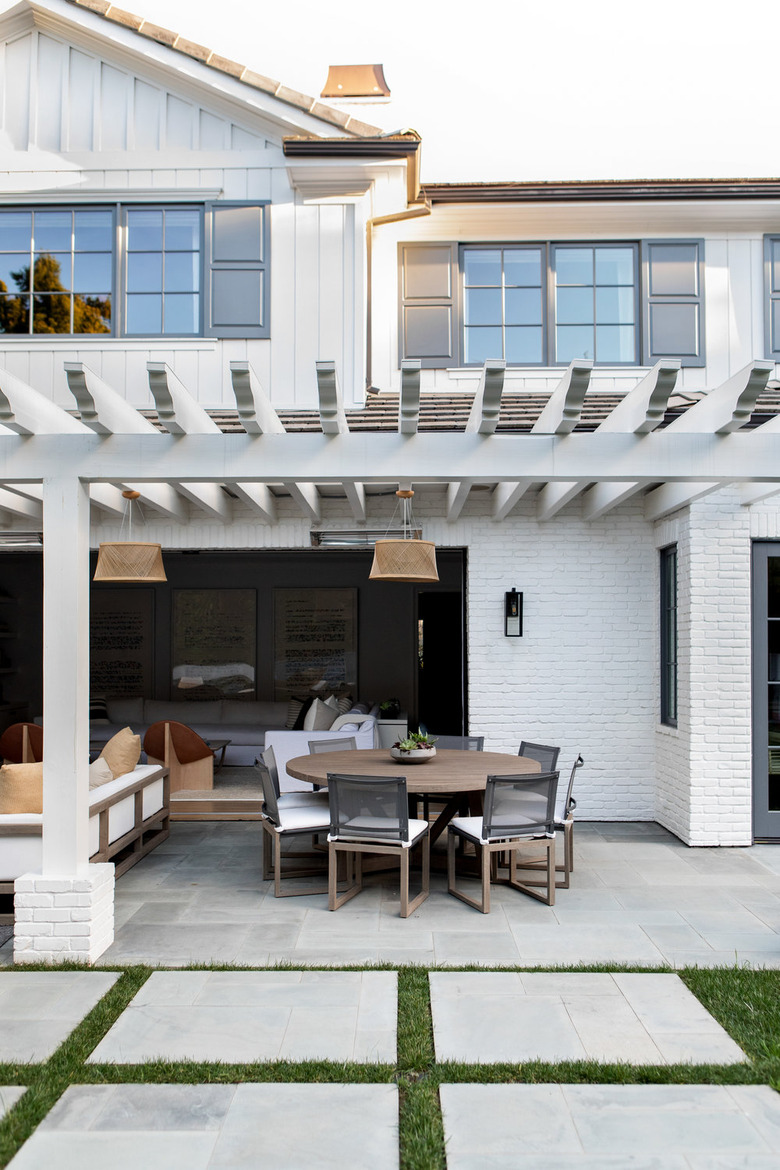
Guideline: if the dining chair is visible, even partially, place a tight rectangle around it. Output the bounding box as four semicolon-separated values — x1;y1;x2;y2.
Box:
308;737;357;754
259;745;328;809
143;721;214;792
257;756;331;897
447;771;559;913
515;754;584;890
326;773;430;917
518;741;560;772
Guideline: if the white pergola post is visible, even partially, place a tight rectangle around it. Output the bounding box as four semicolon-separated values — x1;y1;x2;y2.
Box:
14;476;114;964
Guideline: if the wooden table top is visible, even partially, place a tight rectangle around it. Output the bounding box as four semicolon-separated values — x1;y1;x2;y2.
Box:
286;748;540;796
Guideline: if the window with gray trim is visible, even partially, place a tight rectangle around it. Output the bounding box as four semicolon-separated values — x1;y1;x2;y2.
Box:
0;202;268;339
660;544;678;727
765;235;780;360
400;239;704;368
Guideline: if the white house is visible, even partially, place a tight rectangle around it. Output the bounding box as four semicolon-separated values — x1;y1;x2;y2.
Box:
0;0;779;962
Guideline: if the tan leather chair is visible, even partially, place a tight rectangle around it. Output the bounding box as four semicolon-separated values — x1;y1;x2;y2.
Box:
0;722;43;764
143;720;214;793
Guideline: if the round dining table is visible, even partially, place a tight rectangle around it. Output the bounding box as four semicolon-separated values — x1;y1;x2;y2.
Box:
286;748;541;847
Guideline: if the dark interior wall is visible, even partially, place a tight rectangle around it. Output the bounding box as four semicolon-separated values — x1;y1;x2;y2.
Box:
0;548;464;726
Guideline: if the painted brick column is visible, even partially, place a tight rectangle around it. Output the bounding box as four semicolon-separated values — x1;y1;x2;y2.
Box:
13;865;115;964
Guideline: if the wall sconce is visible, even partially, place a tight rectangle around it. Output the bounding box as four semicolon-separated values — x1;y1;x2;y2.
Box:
505;588;522;637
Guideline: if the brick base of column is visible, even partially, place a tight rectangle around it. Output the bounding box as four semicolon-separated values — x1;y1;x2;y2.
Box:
13;864;115;964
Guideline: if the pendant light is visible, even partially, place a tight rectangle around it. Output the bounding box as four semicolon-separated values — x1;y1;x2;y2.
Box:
93;490;167;583
369;488;438;582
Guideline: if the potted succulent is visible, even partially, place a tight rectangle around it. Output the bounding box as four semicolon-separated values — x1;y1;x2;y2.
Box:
379;697;401;720
390;729;438;764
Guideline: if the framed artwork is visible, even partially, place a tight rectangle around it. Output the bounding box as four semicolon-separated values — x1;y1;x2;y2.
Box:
172;588;256;700
90;587;155;698
274;587;357;700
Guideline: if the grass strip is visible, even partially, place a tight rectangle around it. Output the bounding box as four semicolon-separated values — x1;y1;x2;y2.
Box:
0;965;150;1170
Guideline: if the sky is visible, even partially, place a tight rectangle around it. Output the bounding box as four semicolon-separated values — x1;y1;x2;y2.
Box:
4;0;778;182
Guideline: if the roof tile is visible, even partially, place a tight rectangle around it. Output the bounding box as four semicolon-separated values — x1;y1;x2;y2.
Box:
207;53;244;79
138;20;177;47
171;36;211;63
104;4;143;31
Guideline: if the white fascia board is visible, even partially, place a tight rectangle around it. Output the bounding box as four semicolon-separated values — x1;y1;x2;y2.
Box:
21;0;356;143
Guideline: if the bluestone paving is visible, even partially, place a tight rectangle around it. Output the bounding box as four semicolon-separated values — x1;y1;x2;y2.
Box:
88;971;397;1064
429;972;746;1064
87;820;780;967
7;1083;399;1169
0;1087;25;1118
440;1084;780;1169
0;972;119;1062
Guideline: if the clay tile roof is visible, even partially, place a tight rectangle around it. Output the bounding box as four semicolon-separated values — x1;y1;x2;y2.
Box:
136;389;780;435
65;0;384;136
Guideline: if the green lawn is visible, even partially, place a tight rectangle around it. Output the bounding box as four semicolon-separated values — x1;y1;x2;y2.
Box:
0;962;778;1170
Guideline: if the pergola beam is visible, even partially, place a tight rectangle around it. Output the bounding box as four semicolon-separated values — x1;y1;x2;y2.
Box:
465;361;506;435
0;366;89;435
227;482;277;522
315;361;348;434
668;360;774;434
644;481;722;521
399;360;421;435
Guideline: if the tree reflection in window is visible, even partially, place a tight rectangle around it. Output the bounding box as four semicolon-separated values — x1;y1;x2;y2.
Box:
0;254;110;334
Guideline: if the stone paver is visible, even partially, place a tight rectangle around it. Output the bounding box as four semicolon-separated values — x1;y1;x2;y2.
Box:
0;1087;25;1118
0;972;119;1062
88;971;397;1064
440;1084;780;1168
87;821;780;969
429;972;746;1064
7;1083;399;1169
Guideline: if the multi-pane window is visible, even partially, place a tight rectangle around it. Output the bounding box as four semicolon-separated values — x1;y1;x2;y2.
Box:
463;247;544;365
660;545;678;727
0;203;268;339
553;244;637;363
125;208;200;336
0;209;112;334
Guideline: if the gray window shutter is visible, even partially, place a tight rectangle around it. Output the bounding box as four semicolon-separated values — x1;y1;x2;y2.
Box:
205;202;269;338
399;243;458;368
642;240;704;367
765;236;780;360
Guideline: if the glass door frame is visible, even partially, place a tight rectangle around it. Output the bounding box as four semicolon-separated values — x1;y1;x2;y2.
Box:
751;541;780;841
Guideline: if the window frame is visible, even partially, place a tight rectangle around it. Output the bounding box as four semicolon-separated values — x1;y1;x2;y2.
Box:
660;543;678;728
550;241;640;366
121;204;204;339
460;243;548;366
764;235;780;361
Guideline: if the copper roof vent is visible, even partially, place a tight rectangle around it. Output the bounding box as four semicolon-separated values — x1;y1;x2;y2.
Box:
321;64;390;100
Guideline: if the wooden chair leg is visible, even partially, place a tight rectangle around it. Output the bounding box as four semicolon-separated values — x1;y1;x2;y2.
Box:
328;843;362;911
508;839;556;906
447;831;492;914
400;833;430;918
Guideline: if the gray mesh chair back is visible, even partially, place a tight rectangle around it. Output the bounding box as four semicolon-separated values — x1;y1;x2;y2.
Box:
308;737;357;754
518;741;560;772
429;734;484;751
256;757;281;825
261;745;281;798
328;773;409;843
325;773;430;917
482;772;559;841
557;753;584;824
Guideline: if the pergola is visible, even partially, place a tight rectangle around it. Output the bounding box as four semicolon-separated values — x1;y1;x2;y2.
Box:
0;352;778;956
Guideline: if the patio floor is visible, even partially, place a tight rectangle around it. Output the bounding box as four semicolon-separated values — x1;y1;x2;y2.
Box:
1;820;779;969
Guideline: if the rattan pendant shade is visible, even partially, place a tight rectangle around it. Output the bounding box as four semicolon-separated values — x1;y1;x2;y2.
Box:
93;491;167;583
369;488;439;582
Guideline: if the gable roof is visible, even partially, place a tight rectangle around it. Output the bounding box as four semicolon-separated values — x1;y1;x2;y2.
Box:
11;0;384;137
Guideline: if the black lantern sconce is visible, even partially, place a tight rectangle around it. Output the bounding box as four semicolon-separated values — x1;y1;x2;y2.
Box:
505;588;523;637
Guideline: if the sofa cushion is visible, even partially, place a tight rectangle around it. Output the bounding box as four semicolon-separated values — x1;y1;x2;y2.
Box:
222;701;288;726
303;699;338;732
89;756;115;789
105;697;144;723
99;726;142;779
0;762;43;814
292;697;314;730
144;700;222;723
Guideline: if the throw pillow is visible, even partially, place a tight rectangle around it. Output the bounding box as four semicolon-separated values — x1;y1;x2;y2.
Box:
88;756;115;789
337;694;353;715
292;696;314;731
323;694;339;713
303;698;338;732
0;762;43;814
99;726;141;780
286;698;304;729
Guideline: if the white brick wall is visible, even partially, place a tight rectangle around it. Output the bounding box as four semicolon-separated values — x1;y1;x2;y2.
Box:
13;864;115;965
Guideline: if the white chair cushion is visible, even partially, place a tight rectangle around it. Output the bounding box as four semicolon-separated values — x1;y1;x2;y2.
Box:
278;791;329;810
329;817;428;848
450;816;552;843
274;804;332;833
